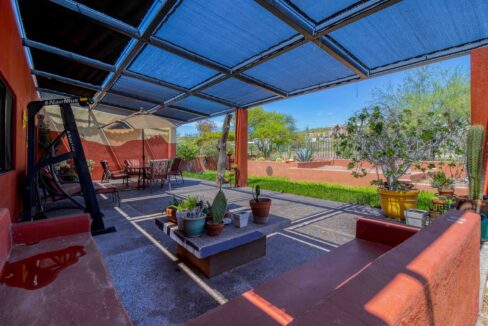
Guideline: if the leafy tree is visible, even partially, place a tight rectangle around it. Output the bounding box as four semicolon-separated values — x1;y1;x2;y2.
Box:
195;117;235;160
338;106;451;190
196;120;217;135
248;107;297;158
338;66;469;190
370;66;469;159
176;138;199;162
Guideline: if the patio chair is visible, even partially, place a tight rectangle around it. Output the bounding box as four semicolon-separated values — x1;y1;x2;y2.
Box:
124;159;144;185
227;163;239;188
100;160;128;186
145;159;171;191
124;159;142;176
168;157;184;183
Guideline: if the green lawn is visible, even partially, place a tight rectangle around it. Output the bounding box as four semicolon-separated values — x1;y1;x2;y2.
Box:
183;171;434;210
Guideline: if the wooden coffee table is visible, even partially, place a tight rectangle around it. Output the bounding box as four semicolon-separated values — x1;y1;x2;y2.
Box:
155;215;285;277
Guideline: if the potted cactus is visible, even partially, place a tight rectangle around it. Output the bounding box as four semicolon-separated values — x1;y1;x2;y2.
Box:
249;185;272;224
459;125;485;213
206;190;227;236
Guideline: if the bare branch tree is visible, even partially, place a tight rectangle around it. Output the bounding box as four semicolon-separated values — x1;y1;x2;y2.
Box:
216;113;232;187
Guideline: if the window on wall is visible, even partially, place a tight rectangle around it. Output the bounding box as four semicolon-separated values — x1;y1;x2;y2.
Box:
0;78;13;173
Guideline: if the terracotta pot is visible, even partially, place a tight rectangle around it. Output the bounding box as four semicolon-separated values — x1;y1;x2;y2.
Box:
206;221;224;236
165;207;177;223
429;210;442;219
432;198;447;205
438;188;455;197
250;198;272;224
378;189;419;221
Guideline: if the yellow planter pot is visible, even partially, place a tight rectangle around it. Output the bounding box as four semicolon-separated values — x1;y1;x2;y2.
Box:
378;189;420;220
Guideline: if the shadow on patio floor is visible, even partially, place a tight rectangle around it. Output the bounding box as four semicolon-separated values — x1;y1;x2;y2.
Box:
44;178;384;325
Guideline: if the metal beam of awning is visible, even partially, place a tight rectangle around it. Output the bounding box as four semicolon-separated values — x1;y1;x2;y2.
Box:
17;0;485;126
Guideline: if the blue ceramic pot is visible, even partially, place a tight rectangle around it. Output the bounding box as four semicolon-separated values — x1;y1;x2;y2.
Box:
481;214;488;242
182;215;206;237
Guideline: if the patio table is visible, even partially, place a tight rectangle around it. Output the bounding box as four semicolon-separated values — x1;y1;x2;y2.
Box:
131;166;149;190
155;215;286;277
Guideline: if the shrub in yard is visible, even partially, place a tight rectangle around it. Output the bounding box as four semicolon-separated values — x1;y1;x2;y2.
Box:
177;139;199;162
257;157;266;161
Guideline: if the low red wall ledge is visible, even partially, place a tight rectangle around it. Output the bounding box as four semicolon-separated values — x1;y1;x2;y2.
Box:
295;210;480;325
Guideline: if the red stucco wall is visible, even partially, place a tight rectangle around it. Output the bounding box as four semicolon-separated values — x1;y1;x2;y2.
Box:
0;0;39;221
247;160;468;194
471;46;488;194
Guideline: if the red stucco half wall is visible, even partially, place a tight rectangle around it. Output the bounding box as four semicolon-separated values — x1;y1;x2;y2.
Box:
0;0;39;221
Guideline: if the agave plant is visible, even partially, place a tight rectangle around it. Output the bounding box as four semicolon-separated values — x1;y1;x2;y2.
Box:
296;147;314;162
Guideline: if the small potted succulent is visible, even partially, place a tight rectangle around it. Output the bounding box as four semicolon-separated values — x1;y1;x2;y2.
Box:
205;190;227;236
429;196;455;220
165;196;180;223
429;171;455;196
249;185;272;224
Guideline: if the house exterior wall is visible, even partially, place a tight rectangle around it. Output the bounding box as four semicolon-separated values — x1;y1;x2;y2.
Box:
0;0;39;221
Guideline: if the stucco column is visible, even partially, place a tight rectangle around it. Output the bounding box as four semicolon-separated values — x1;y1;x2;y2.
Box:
168;127;177;158
235;108;248;187
471;46;488;194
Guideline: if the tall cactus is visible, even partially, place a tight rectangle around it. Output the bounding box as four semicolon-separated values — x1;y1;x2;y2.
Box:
467;125;485;200
210;190;227;224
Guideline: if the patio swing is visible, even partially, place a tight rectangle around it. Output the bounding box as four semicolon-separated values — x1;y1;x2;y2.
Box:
22;97;116;235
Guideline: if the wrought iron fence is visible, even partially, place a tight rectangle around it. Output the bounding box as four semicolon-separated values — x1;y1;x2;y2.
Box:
248;139;346;160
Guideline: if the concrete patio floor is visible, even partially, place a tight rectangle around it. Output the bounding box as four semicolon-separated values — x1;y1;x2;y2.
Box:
85;178;383;325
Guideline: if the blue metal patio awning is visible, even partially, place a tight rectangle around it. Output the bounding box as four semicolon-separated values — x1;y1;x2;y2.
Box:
14;0;488;124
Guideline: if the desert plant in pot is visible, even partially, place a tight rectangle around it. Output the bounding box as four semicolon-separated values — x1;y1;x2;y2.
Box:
168;200;188;231
249;185;272;224
165;196;180;223
459;125;485;213
179;196;206;237
429;196;455;221
337;106;452;220
429;171;455;196
206;190;227;236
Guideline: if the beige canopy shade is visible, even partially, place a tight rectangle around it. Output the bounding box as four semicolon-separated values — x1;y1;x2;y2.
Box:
103;112;176;170
106;112;176;130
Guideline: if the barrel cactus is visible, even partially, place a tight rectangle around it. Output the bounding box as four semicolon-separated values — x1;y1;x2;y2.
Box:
466;125;485;200
210;190;227;224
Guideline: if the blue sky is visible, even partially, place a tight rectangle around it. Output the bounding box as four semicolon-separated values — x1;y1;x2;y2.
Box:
177;55;470;135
